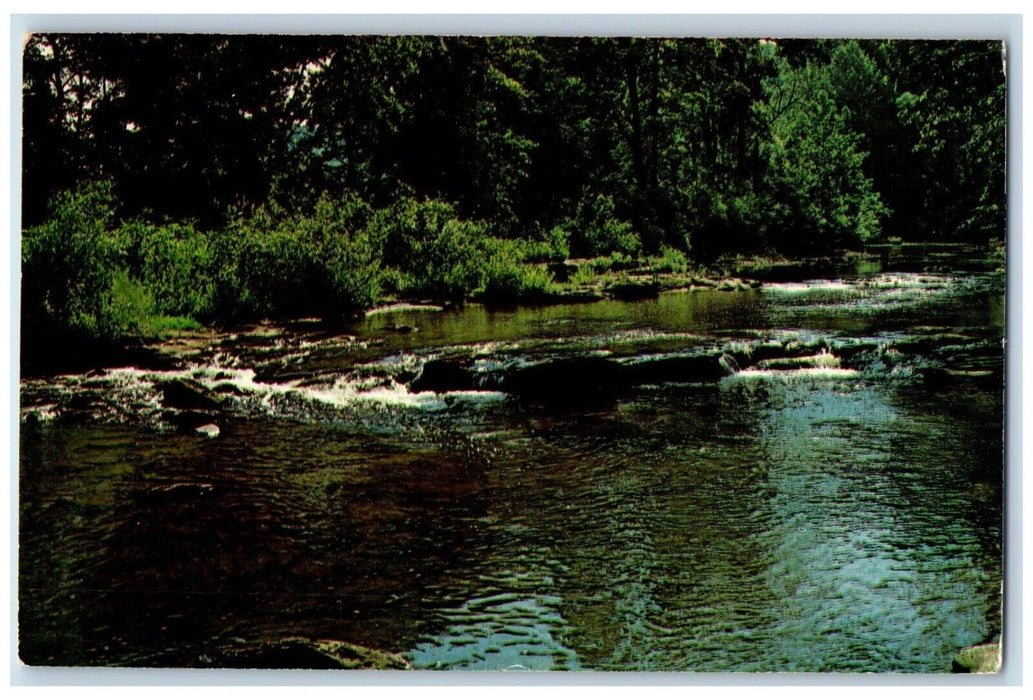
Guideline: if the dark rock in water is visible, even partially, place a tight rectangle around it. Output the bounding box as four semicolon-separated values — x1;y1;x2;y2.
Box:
719;353;740;375
917;362;1003;389
410;358;475;393
196;637;410;670
163;409;220;434
951;642;1000;673
890;333;976;355
604;279;660;301
623;353;728;385
505;355;624;407
394;368;420;385
158;378;221;411
212;381;250;396
382;321;419;333
64;393;107;415
507;350;747;400
831;339;882;362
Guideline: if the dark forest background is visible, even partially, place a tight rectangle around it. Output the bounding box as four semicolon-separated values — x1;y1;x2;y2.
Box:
21;35;1006;345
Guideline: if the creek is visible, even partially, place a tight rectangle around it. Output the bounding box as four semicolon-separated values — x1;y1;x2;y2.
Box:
18;245;1005;671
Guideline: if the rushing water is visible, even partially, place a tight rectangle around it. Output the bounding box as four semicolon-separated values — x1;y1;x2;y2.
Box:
19;248;1005;672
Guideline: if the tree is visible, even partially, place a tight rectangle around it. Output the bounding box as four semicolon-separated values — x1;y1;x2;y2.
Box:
22;33;329;228
761;54;888;253
883;41;1006;241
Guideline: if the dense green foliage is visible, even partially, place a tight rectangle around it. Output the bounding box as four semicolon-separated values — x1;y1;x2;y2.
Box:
20;184;562;342
21;36;1006;343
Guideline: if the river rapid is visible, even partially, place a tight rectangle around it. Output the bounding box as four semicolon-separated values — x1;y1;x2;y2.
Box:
18;246;1005;672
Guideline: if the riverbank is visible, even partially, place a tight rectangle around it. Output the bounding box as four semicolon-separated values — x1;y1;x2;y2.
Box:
20;242;1004;380
19;266;763;378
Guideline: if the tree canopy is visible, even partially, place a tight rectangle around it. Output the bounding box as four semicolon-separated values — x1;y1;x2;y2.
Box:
20;36;1007;348
23;35;1005;248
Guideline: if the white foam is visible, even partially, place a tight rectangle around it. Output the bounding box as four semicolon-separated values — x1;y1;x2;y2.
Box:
472;356;532;374
618;349;708;366
763;273;952;299
305;379;451;411
28;359;503;424
366;303;444;316
727;367;859;381
763;281;854;294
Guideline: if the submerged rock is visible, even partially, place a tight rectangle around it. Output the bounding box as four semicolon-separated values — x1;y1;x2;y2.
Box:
196;637;410;670
505;355;624;407
366;302;444;316
410;358;476;393
212;381;251;396
603;278;660;301
718;353;740;375
163;409;220;434
725;338;828;370
952;642;1001;673
158;378;221;411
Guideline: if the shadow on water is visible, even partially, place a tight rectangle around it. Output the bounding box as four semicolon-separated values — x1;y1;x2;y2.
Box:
19;419;499;666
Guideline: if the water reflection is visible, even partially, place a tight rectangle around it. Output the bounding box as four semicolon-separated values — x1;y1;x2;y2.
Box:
751;379;997;671
19;257;1004;671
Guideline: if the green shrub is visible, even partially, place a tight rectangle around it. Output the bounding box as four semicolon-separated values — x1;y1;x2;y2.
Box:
118;221;215;318
215;193;383;318
420;218;486;301
100;268;156;338
94;268;203;339
377;268;410;298
478;238;558;303
236;223;315;316
569;263;597;286
521;226;571;263
372;197;486;302
650;246;690;274
590;251;636;274
22;182;119;338
323;228;383;312
761;60;889;254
